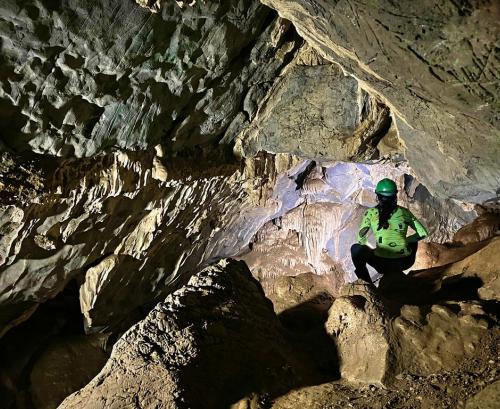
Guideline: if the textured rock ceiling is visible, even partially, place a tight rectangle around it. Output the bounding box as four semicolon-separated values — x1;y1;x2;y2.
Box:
1;0;498;200
0;0;298;156
261;0;500;202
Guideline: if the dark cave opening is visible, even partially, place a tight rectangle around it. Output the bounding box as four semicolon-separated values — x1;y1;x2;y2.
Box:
0;280;109;409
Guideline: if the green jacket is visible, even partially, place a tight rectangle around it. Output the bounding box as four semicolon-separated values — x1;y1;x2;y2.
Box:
357;206;428;258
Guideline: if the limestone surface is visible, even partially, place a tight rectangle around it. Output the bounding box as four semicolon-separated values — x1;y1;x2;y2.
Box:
261;0;500;202
465;380;500;409
235;59;390;161
393;301;489;375
326;278;492;385
443;236;500;301
325;281;394;385
0;0;299;156
59;259;305;409
0;149;304;336
30;334;109;409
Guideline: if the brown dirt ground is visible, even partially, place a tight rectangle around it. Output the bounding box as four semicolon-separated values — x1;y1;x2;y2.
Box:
269;326;499;409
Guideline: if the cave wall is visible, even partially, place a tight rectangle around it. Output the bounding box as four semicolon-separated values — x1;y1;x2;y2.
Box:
0;148;309;336
0;0;303;336
234;45;392;161
260;0;500;202
1;0;497;344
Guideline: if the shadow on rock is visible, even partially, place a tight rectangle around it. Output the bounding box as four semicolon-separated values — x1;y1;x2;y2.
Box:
377;268;484;314
278;293;340;385
58;259;339;409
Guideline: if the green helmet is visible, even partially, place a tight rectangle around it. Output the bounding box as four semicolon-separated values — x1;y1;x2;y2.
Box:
375;178;397;196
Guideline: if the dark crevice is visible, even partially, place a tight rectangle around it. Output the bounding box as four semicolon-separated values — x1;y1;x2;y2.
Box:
294;160;316;190
0;280;108;409
351;104;392;161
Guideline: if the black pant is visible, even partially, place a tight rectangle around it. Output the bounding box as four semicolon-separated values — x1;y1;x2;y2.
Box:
350;243;417;284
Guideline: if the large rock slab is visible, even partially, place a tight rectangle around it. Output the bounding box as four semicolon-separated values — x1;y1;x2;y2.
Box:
452;212;500;246
443;236;500;301
393;302;489;375
260;0;500;202
235;56;391;161
30;334;108;409
59;259;305;409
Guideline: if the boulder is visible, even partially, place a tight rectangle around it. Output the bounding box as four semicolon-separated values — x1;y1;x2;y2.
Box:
453;212;500;246
325;281;396;385
234;60;391;161
443;237;500;301
30;334;109;409
59;259;305;409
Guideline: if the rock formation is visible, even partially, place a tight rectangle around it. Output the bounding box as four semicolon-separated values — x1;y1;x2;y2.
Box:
442;236;500;301
0;149;306;336
59;259;310;409
260;0;500;202
0;0;498;407
0;0;299;156
466;380;500;409
325;275;494;385
239;161;477;289
325;282;394;385
234;47;391;161
58;245;499;408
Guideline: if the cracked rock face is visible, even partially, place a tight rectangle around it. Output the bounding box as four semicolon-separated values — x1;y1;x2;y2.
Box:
59;259;305;409
261;0;500;202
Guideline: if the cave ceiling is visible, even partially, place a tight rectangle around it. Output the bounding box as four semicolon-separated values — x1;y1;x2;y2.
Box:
259;0;500;202
0;0;498;199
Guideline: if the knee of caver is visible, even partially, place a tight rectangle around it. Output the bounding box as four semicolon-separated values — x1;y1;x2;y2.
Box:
350;243;357;254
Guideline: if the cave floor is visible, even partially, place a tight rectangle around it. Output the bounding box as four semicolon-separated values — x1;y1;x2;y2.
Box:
236;268;500;409
235;322;499;409
270;327;499;409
